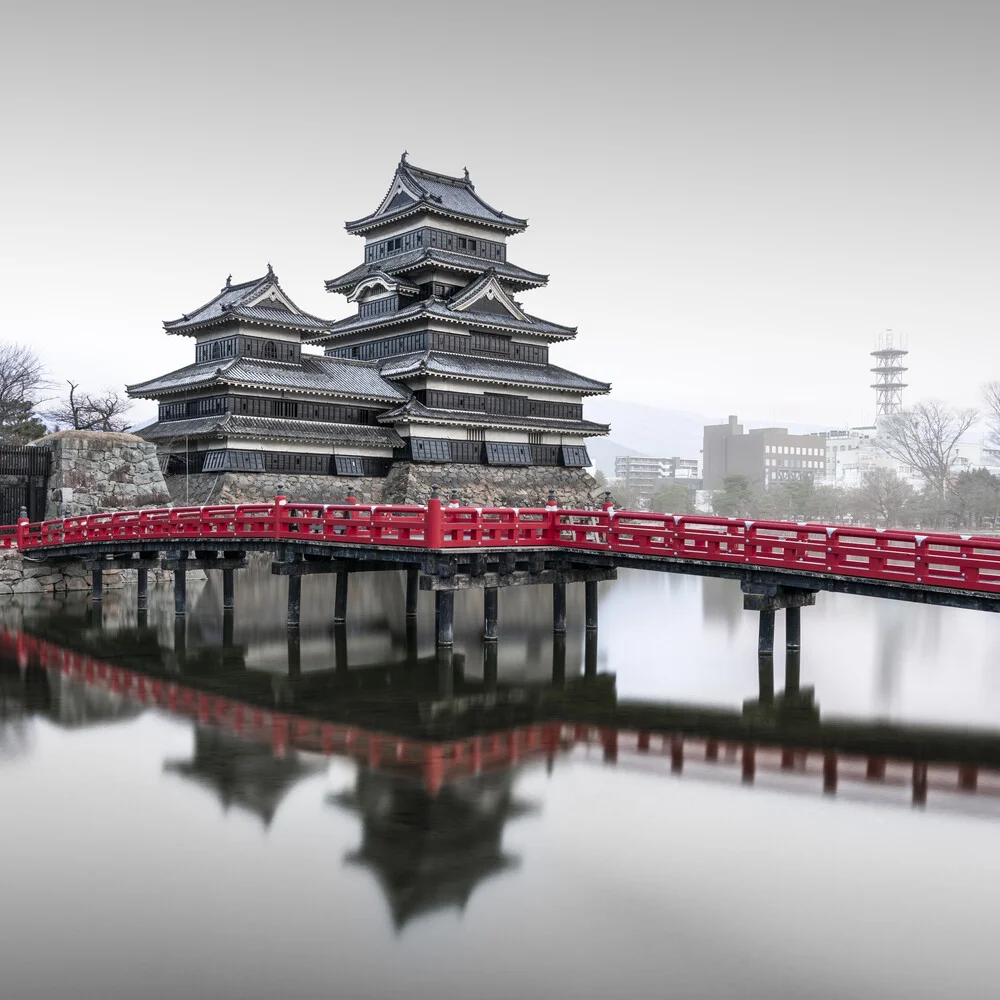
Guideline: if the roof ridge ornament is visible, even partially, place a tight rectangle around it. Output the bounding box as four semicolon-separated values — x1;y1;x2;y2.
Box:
401;150;408;163
225;274;232;289
266;262;276;281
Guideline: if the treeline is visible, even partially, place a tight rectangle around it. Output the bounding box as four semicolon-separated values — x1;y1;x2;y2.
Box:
707;468;1000;531
0;342;132;443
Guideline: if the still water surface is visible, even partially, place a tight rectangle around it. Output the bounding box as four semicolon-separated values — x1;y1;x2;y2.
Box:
1;567;998;1000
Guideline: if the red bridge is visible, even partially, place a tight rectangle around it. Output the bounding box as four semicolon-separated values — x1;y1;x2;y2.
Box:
6;491;1000;654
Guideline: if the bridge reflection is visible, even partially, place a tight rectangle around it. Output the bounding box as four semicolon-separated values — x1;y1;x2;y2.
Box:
4;598;1000;926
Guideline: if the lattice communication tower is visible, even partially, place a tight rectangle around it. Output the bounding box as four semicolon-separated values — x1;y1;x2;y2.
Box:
870;330;908;417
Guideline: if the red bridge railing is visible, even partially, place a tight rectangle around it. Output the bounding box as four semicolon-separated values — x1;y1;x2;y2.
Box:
6;496;1000;595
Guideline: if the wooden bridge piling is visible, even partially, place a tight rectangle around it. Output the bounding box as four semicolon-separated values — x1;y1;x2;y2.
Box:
585;630;598;677
552;582;567;634
223;568;235;612
90;568;102;604
436;590;454;646
287;575;302;628
137;568;148;610
758;609;775;657
483;641;498;690
553;632;567;685
334;570;349;625
585;580;599;631
483;586;499;641
174;565;186;616
405;566;419;618
786;605;801;651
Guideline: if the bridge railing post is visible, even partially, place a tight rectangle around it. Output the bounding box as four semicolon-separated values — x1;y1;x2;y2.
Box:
426;486;443;549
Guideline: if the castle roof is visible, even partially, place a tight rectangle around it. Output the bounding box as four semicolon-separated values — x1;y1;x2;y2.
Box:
163;268;331;337
324;249;548;295
311;295;577;346
127;355;407;402
136;412;405;449
377;352;610;395
345;155;528;235
376;397;610;436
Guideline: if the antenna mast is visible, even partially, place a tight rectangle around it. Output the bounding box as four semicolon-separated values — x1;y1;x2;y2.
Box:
870;330;908;417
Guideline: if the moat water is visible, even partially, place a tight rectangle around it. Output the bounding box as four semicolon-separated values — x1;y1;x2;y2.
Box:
1;566;999;1000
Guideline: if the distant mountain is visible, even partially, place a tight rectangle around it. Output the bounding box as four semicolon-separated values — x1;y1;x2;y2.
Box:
584;399;828;477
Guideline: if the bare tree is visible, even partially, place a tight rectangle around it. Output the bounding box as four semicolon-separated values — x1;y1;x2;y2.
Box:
877;401;977;499
46;381;133;433
0;343;48;443
856;468;913;527
983;381;1000;448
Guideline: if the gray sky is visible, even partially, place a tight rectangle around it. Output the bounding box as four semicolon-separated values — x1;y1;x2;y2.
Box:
1;0;997;430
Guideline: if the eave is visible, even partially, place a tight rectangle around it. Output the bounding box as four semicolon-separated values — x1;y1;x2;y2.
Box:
345;202;526;237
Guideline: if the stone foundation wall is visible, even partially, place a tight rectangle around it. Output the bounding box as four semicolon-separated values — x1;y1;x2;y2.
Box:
36;430;171;520
165;464;602;509
165;472;384;507
381;462;601;508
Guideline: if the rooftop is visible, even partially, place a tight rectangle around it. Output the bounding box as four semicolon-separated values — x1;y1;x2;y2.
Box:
163;267;332;337
377;397;611;435
136;412;405;449
127;354;408;402
345;155;528;235
311;295;577;345
324;249;548;295
377;352;610;395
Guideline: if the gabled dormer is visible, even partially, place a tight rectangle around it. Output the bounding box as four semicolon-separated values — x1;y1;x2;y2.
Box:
448;271;529;322
347;269;421;319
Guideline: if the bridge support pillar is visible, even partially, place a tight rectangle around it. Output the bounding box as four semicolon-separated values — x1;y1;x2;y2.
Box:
553;582;567;634
757;651;775;704
585;630;598;678
483;586;499;641
553;632;567;686
174;567;186;616
757;609;775;658
786;605;801;650
287;575;301;628
334;570;349;625
136;568;147;611
90;568;103;604
405;567;419;618
483;641;498;690
585;580;599;631
222;609;234;649
436;590;454;647
223;568;235;612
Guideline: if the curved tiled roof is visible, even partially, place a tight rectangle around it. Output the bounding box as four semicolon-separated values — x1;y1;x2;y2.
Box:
136;413;404;449
127;355;407;402
164;271;331;336
376;397;610;436
345;156;528;235
311;297;577;345
324;249;548;294
377;352;610;395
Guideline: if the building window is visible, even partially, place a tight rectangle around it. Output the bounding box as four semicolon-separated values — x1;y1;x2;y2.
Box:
334;455;365;476
411;438;452;462
561;445;590;467
485;442;532;466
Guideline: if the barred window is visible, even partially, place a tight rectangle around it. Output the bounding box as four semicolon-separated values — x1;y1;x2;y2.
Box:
334;455;364;476
485;442;531;466
411;438;452;462
561;445;590;468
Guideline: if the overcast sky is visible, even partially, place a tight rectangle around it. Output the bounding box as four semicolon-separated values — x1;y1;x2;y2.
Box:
1;1;997;431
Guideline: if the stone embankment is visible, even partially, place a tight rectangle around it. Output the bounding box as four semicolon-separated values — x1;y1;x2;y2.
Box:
167;464;601;509
0;430;174;597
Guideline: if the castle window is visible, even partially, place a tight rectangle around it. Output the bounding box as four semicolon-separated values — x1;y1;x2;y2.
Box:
263;341;277;359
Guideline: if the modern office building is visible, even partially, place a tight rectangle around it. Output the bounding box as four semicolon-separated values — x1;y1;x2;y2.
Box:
702;415;827;490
